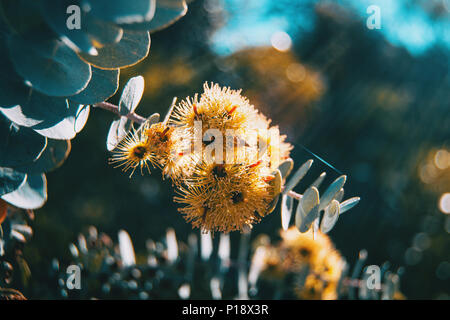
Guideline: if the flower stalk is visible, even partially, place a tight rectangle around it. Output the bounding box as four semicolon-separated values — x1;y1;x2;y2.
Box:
93;101;146;124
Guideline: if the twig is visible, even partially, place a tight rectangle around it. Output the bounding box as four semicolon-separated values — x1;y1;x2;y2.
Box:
281;187;302;201
93;101;146;124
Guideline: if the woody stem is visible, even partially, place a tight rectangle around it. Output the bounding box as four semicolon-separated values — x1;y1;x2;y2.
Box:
93;101;146;124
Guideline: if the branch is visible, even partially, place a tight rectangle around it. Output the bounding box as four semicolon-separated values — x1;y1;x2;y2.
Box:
280;186;302;201
287;190;302;200
93;101;146;124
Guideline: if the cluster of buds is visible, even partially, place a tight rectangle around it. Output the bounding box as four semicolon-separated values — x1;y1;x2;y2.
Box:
111;82;292;233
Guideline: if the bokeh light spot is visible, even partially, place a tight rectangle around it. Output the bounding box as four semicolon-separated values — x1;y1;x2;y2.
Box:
434;149;449;170
439;193;450;214
271;31;292;52
286;63;306;82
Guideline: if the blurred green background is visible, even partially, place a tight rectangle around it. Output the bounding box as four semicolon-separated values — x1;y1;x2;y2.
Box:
23;0;449;299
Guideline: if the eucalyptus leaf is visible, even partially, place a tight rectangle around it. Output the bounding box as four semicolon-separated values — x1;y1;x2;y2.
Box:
83;0;156;24
335;188;344;202
266;194;279;215
0;42;30;108
118;229;136;267
311;172;326;189
340;197;361;214
320;199;340;233
13;139;71;175
119;76;145;116
0;167;26;197
270;169;282;198
277;158;294;181
106;116;135;151
8;35;92;97
74;104;90;133
70;68;120;105
319;175;347;211
165;228;178;263
40;0;98;55
281;194;293;231
120;0;188;32
107;119;124;151
282;159;313;195
78;30;150;70
0;94;89;140
0;116;47;167
1;174;47;209
145;113;161;126
295;186;320;233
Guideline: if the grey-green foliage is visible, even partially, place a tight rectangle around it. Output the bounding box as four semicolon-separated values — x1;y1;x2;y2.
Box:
277;158;360;234
0;207;34;294
0;0;187;209
46;227;402;300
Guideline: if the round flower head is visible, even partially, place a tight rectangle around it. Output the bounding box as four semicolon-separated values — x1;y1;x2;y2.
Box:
110;122;176;177
162;128;196;183
109;126;158;177
169;82;260;135
143;122;175;167
175;159;275;233
259;227;343;300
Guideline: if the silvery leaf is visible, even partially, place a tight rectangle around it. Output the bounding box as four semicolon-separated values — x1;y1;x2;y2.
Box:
319;175;347;211
311;172;326;189
295;186;320;233
335;188;344;202
166;228;178;264
271;169;282;198
200;231;213;261
282;159;313;195
320;199;340;233
277;158;294;180
266;194;279;215
281;194;293;230
118;229;136;267
340;197;361;214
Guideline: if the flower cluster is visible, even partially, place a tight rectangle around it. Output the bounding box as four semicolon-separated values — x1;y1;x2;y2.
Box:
259;227;344;300
111;82;292;233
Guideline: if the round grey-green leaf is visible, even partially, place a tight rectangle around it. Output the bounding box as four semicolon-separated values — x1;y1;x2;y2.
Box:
40;0;97;54
281;194;293;231
107;117;132;151
340;197;360;214
277;158;294;181
295;186;320;233
78;30;150;70
320;199;340;234
0;116;47;167
0;94;86;140
13;140;71;175
70;68;120;105
120;0;188;32
7;36;92;97
319;175;347;211
0;41;30;108
119;76;145;116
83;0;156;24
282;159;313;195
0;167;26;197
1;174;47;210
